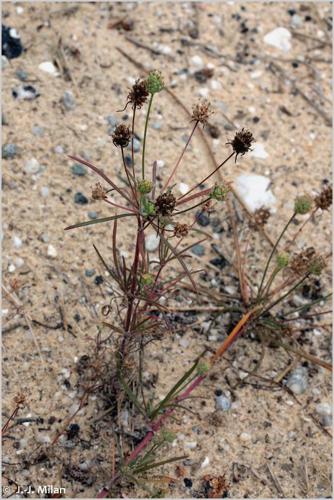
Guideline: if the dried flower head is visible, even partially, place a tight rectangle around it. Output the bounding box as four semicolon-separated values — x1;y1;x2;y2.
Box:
155;191;176;216
276;252;289;270
227;128;254;160
174;223;189;238
92;182;107;200
290;247;325;276
146;70;164;94
314;185;332;211
137;179;153;194
308;255;326;276
210;183;230;201
249;207;271;230
127;78;149;109
112;124;131;148
294;194;313;215
191;99;213;126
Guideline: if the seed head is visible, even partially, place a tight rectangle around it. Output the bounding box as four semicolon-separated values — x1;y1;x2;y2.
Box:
174;223;189;238
155;191;176;216
146;70;164;94
196;360;210;375
191;99;213;126
308;255;326;276
92;182;107;200
290;247;325;276
294;194;313;215
227;128;254;160
141;273;154;286
138;179;153;194
141;197;156;217
112;124;131;148
161;429;176;443
127;78;149;109
249;207;271;230
210;183;230;201
314;185;332;211
276;252;289;270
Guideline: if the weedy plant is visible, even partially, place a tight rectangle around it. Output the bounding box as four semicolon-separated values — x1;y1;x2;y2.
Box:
65;71;332;497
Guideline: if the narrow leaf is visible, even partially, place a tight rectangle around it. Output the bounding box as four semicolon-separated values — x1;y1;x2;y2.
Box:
65;213;135;230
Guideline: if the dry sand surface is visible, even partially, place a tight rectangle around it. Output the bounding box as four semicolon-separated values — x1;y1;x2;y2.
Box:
2;1;332;498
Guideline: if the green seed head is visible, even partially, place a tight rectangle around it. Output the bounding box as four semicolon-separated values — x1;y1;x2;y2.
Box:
196;360;210;375
161;429;176;443
138;179;153;194
276;252;289;270
141;273;154;286
294;194;313;215
210;183;230;201
146;70;164;94
309;256;326;276
142;197;156;217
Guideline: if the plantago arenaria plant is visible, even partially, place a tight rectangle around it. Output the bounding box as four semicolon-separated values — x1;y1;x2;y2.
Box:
65;71;331;497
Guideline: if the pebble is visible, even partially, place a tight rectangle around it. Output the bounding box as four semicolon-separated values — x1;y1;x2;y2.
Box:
71;163;87;176
95;275;104;285
191;244;205;257
54;145;64;154
38;61;59;76
15;257;24;268
24;158;41;174
178;182;189;195
151;121;161;130
196;211;210;227
190;55;204;67
235;174;276;213
39;233;49;243
12;235;22;248
291;14;303;28
145;233;160;252
210;256;228;269
156;159;165;168
184;478;193;488
240;432;251;442
85;269;96;277
16;68;28;81
2;143;17;159
63;90;76;110
184;441;197;449
215;391;231;411
263;27;292;52
47;244;57;258
286;366;308;394
131;137;141;153
8;263;16;273
106;114;118;128
88;211;97;219
2;25;23;59
12;84;39;100
179;337;189;348
249;142;269;160
41;186;49;197
201;456;210;468
315;403;332;427
74;192;89;205
32;125;45;137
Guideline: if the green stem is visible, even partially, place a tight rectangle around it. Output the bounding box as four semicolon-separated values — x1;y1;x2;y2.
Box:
257;213;296;300
173;197;211;216
259;273;310;318
141;94;154;180
261;266;280;300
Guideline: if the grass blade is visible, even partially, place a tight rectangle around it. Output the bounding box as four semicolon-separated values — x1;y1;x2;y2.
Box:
65;213;135;230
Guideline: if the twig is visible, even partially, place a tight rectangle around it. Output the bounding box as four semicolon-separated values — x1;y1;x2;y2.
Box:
266;464;284;498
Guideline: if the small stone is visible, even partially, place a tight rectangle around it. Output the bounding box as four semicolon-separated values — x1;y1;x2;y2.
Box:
15;257;24;267
124;155;133;168
179;337;189;348
286;366;308;394
12;235;22;248
12;84;39;100
2;143;17;159
106;115;118;128
190;55;204;67
145;233;160;252
151;121;161;130
178;182;189;195
94;275;104;285
210;256;228;269
47;244;57;258
191;244;205;257
54;145;64;154
40;233;49;243
8;263;16;273
240;432;251;442
85;269;95;277
235;174;276;213
32;125;45;137
2;25;23;59
291;14;303;28
38;61;59;76
156;159;165;168
315;403;332;427
71;163;87;176
41;186;49;197
184;478;193;488
263;27;292;52
16;68;28;81
215;392;231;411
88;211;97;219
74;192;89;205
196;211;210;227
24;158;40;174
132;137;141;153
184;441;197;449
200;456;210;468
63;90;76;110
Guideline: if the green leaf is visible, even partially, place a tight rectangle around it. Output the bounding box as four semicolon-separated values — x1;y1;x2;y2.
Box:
65;213;135;230
133;455;188;474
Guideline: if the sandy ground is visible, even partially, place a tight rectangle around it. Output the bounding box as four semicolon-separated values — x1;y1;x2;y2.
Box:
2;2;332;498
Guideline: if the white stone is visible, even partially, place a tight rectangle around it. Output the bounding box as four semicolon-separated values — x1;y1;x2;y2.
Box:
13;235;22;248
235;174;276;212
264;27;292;52
145;233;160;252
24;158;40;174
185;441;197;449
47;244;57;258
198;87;209;98
38;61;59;76
156;160;165;168
179;337;189;348
210;79;221;90
190;55;204;67
240;432;251;442
41;186;49;197
178;182;189;195
16;6;24;14
251;70;263;79
15;257;24;268
250;142;269;159
201;456;210;468
8;264;16;273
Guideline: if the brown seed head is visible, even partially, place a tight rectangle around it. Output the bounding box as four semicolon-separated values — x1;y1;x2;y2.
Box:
127;78;149;109
314;185;332;211
155;191;176;216
191;100;213;126
290;247;325;276
112;124;131;148
92;182;107;200
174;223;189;238
227;128;254;160
249;207;271;230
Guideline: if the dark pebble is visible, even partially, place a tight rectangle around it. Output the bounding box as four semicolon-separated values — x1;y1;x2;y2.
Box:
74;192;88;205
88;211;97;219
2;143;17;159
184;478;193;488
124;154;133;168
196;211;210;227
74;313;81;322
85;269;96;277
2;25;23;59
207;124;221;139
94;275;104;285
288;8;296;16
191;244;205;257
210;256;228;269
16;68;28;81
71;163;87;176
67;423;80;440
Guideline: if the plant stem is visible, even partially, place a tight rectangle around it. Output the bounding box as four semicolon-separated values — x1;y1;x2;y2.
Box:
131;105;137;177
173;197;211;216
259;273;311;317
142;94;154;180
163;121;198;191
257;213;296;300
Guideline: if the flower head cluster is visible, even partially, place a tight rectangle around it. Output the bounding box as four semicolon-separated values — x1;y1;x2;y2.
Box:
191;99;213;126
227;128;254;160
276;252;289;270
174;223;189;238
137;179;153;194
314;185;332;211
249;207;271;230
127;78;149;109
155;191;176;216
294;194;313;215
210;183;230;201
112;124;131;148
92;182;107;200
146;70;164;94
290;247;326;276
